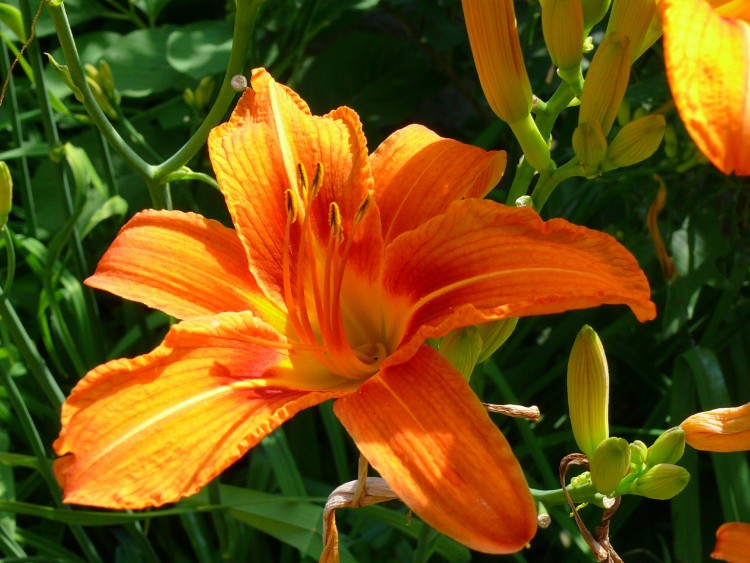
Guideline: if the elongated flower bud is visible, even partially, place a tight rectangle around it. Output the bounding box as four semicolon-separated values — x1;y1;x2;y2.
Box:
605;0;658;62
631;463;690;500
581;0;611;35
462;0;533;124
567;325;609;457
647;426;686;467
572;120;608;176
0;162;12;228
579;32;631;136
439;325;483;380
601;114;666;171
476;317;518;364
541;0;585;72
590;436;630;495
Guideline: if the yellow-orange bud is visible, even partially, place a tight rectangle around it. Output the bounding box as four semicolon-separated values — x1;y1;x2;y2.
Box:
572;120;608;176
601;114;666;171
462;0;533;123
605;0;659;61
579;32;631;136
541;0;585;71
567;325;610;457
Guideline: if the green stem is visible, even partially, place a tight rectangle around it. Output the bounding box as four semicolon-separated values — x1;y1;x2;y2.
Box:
151;0;267;183
530;482;600;507
0;42;38;237
22;0;88;279
44;1;154;179
0;288;65;409
2;227;15;296
506;83;577;205
531;157;586;210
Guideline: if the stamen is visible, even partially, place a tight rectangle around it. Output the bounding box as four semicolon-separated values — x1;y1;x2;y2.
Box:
310;162;324;200
297;163;309;202
354;189;374;224
329;201;343;239
284;189;298;223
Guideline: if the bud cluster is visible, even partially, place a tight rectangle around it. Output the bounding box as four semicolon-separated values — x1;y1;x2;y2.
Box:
567;326;690;501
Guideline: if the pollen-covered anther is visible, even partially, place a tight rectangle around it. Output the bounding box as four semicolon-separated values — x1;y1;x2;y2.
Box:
329;201;343;239
310;162;324;200
296;163;309;201
284;189;298;223
355;189;374;224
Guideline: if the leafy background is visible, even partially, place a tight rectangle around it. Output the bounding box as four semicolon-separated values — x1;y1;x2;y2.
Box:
0;0;748;561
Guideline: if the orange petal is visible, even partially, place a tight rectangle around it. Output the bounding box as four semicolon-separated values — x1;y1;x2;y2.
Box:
85;210;284;327
208;68;381;301
661;0;750;175
54;312;352;508
712;522;750;562
370;124;506;244
382;200;656;365
334;345;536;554
681;402;750;452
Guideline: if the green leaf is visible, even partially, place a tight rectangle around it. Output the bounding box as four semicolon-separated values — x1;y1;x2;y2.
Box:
99;26;191;97
205;485;356;562
166;20;233;79
0;3;25;42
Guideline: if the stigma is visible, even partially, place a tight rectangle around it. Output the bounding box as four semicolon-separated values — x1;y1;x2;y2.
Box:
282;162;383;380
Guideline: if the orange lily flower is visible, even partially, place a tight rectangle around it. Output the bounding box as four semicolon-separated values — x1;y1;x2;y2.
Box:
660;0;750;175
712;522;750;562
681;402;750;452
54;68;656;554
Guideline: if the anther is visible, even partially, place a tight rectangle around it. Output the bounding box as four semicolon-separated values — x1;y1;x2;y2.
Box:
354;190;374;224
284;189;298;223
329;201;343;237
297;163;309;200
310;162;324;200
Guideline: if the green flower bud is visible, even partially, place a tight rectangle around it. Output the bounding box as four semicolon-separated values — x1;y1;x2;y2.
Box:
581;0;611;35
567;325;610;457
590;437;630;495
194;76;216;110
541;0;584;72
97;60;116;98
579;32;631;136
629;440;648;467
476;318;518;364
439;325;482;380
86;76;118;119
601;114;666;171
647;427;685;467
572;120;608;177
0;162;13;228
631;464;690;500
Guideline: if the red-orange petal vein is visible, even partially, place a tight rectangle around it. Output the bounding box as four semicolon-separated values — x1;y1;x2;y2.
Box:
85;210;283;326
54;312;351;508
334;345;536;554
383;199;656;365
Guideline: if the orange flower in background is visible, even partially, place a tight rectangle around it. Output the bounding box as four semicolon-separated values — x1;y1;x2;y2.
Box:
660;0;750;175
681;402;750;452
711;522;750;562
54;68;656;554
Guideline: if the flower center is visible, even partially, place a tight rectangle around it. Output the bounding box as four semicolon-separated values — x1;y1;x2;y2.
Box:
281;162;383;380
